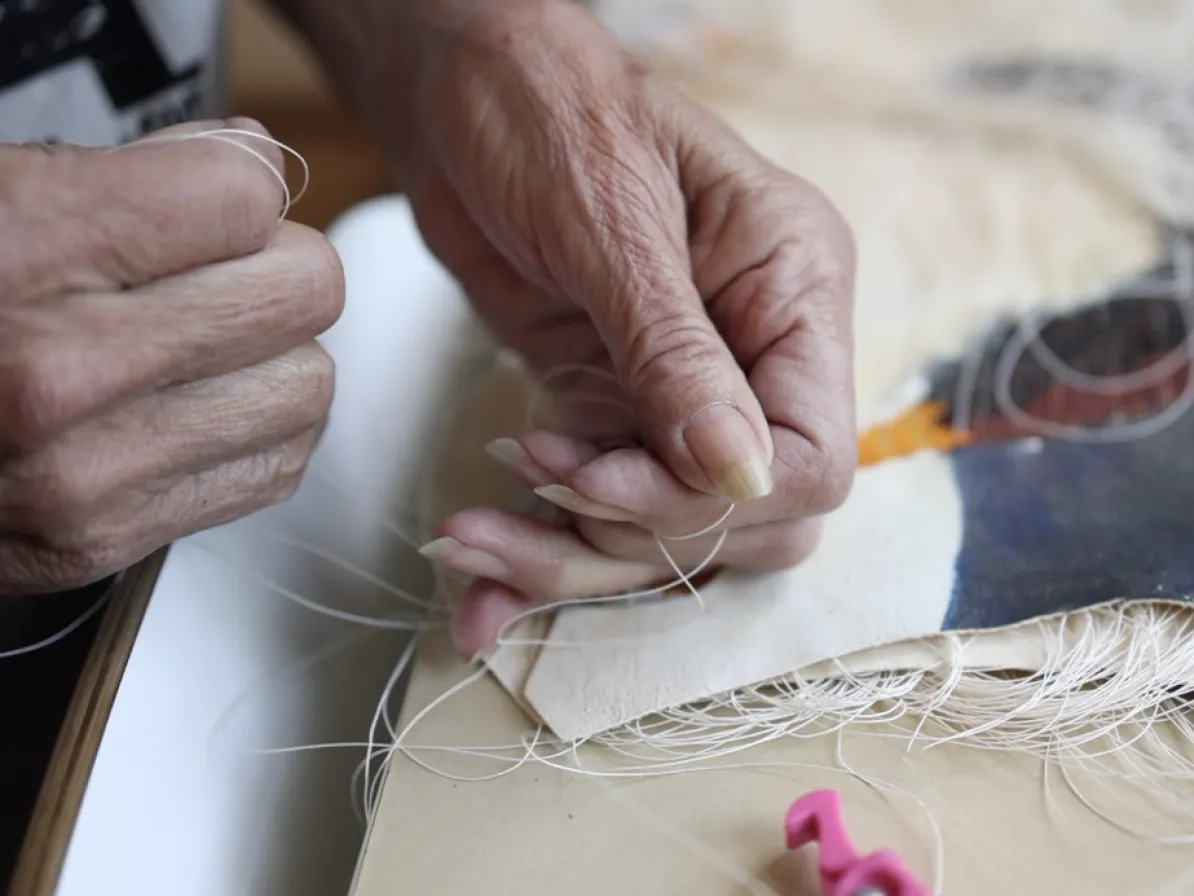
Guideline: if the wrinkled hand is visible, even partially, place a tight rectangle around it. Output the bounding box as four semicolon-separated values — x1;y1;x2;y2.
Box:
393;1;857;655
0;119;344;595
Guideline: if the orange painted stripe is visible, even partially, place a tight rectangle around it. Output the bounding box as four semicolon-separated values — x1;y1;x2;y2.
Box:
857;401;972;467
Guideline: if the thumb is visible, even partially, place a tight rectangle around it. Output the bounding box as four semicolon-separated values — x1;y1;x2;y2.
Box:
577;226;775;503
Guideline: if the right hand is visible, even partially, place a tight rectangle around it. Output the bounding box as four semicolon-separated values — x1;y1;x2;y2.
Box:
0;118;345;595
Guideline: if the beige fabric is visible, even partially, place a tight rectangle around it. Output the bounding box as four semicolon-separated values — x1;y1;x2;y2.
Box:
350;630;1194;896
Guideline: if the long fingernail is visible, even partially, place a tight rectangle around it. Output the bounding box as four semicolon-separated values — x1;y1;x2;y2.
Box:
485;438;529;467
682;403;773;502
533;485;638;523
484;438;553;486
418;537;460;558
418;537;510;580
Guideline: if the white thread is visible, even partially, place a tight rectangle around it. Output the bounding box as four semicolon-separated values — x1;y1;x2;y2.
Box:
951;231;1194;442
383;600;1194;843
833;731;946;894
361;635;419;816
253;531;444;614
120;127;311;220
0;587;109;660
501;360;737;640
189;539;440;632
305;464;428;551
14;23;1194;888
990;254;1194;444
202;506;1194;886
390;338;1194;843
208;612;403;757
484;508;725;649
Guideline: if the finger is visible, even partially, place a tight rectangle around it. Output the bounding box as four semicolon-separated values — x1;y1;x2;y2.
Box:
419;508;661;603
682;116;860;519
451;578;532;659
483;434;638;523
0;430;317;594
420;506;821;603
0;117;287;303
484;430;780;532
0;222;344;448
573;515;823;571
548;136;776;505
0;343;334;529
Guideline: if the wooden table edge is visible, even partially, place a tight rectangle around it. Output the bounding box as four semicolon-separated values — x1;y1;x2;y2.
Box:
8;549;169;896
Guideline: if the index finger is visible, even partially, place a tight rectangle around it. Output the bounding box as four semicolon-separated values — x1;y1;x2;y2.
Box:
0;117;287;304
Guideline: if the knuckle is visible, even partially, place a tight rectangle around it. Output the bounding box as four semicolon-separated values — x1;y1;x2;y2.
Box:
55;538;126;588
0;344;73;448
574;517;648;562
277;343;336;425
574;516;620;556
775;423;857;516
623;310;724;396
278;224;346;334
13;514;129;589
809;440;857;514
220;185;279;256
265;434;317;503
300;345;337;420
0;543;100;594
27;452;99;529
217;141;286;253
790;186;857;295
274;474;304;506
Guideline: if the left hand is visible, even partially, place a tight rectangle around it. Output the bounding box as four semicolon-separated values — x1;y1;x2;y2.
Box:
386;0;858;655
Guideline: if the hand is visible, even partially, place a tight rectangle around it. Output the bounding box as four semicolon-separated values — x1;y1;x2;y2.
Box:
390;1;856;655
0;119;344;595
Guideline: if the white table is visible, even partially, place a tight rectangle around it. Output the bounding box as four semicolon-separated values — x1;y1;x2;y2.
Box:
54;196;477;896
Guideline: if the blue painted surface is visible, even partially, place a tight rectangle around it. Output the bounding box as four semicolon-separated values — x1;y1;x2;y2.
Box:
941;410;1194;630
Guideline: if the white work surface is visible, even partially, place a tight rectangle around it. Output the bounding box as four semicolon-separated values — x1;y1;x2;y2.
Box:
56;196;478;896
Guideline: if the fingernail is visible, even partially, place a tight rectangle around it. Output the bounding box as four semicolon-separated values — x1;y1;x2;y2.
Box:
418;537;510;580
466;645;493;664
418;537;460;559
682;403;773;501
485;437;529;468
533;485;638;523
484;437;549;481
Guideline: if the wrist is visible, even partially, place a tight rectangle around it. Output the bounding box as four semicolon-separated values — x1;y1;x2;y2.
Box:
267;0;474;170
268;0;398;138
276;0;597;175
384;0;557;138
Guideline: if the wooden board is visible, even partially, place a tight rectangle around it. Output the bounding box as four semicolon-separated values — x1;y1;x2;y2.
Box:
8;551;166;896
